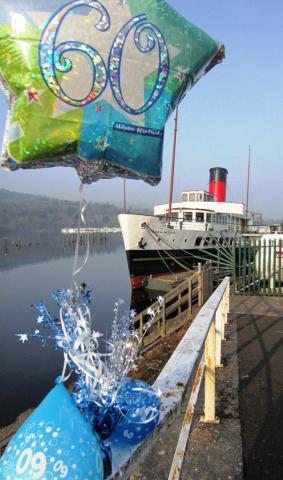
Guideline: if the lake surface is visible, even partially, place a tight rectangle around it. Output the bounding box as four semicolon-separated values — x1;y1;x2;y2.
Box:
0;233;132;427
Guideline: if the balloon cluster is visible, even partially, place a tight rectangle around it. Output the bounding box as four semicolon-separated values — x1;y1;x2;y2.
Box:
0;0;224;184
17;285;163;440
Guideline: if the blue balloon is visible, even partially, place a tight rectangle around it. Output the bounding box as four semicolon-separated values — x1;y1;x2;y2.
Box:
108;379;160;448
0;383;104;480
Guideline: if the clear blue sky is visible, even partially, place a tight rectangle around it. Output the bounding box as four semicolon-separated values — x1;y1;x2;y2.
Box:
0;0;282;218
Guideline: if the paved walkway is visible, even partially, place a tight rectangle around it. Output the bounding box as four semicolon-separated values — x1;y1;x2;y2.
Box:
231;296;283;479
132;298;243;480
133;295;283;479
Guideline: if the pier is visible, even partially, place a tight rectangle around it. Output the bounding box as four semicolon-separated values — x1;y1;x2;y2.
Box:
61;227;121;234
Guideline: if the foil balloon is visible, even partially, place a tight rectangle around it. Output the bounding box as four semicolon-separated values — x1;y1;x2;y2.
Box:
108;378;160;447
0;383;104;480
0;0;224;185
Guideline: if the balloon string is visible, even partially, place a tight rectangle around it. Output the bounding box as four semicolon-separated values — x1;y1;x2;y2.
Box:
71;183;90;287
60;353;72;383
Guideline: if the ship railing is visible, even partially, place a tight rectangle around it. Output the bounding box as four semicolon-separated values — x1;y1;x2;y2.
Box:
109;276;230;479
133;262;213;351
159;217;242;231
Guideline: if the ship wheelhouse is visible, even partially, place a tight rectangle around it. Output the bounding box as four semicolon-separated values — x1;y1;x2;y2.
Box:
154;190;246;234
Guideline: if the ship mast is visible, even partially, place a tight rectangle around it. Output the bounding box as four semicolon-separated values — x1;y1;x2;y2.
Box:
167;106;179;226
246;146;251;214
123;178;126;213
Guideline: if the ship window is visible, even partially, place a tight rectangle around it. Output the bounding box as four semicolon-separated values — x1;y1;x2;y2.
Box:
206;213;212;223
219;238;224;245
181;193;188;201
196;212;204;222
184;212;193;222
204;237;211;246
196;193;202;201
170;212;178;221
195;237;202;246
189;193;195;201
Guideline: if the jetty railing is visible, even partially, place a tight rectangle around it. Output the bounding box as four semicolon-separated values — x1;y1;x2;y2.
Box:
134;262;213;350
110;276;230;479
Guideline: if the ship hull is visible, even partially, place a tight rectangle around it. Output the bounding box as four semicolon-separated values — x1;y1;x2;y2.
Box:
126;247;216;289
119;214;237;289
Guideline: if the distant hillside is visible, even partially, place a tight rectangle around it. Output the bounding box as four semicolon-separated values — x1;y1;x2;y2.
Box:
0;189;51;202
0;189;122;235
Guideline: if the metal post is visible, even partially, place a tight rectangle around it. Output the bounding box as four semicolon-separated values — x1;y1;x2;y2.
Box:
272;239;276;295
168;358;205;480
215;307;223;368
226;282;230;314
223;287;229;325
200;319;219;424
268;239;272;295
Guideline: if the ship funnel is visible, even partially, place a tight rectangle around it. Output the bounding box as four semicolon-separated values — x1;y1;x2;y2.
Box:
209;167;228;202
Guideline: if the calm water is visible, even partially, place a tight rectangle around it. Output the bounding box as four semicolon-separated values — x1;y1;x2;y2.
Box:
0;233;131;427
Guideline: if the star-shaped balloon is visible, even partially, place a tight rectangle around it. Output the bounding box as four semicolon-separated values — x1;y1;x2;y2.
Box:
0;0;224;185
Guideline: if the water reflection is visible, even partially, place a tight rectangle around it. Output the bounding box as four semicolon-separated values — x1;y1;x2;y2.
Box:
0;233;123;271
0;233;131;427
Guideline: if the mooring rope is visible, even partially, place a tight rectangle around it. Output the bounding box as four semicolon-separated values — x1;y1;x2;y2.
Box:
144;224;192;272
143;223;235;274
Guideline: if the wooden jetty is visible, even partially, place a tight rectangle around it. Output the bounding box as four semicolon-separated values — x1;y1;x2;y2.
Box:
135;262;213;351
145;270;195;293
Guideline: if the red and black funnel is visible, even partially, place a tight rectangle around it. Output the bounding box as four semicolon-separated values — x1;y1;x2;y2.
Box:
209;167;228;202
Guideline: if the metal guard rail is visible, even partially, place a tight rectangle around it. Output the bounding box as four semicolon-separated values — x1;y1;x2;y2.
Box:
109;277;230;479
